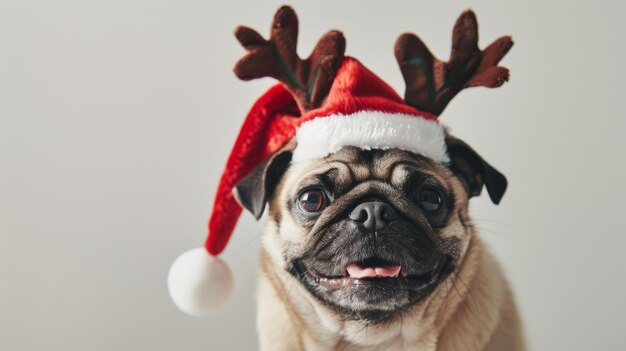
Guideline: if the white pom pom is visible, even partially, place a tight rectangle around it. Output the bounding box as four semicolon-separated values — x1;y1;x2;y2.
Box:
167;248;233;316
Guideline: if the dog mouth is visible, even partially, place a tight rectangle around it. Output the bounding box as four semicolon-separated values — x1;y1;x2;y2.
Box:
289;217;457;321
291;248;455;322
302;256;448;290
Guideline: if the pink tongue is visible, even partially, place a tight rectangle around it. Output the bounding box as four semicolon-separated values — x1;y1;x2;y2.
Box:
346;264;401;278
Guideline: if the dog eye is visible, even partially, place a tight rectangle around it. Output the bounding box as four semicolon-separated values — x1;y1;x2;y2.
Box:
298;189;327;212
419;189;442;212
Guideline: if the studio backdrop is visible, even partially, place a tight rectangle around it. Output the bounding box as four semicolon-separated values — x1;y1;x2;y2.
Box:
2;0;625;350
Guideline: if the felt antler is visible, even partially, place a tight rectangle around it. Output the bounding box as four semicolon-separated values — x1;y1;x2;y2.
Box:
395;10;513;116
234;6;346;113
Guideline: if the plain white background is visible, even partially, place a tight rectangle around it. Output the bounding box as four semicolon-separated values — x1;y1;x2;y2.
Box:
2;0;625;350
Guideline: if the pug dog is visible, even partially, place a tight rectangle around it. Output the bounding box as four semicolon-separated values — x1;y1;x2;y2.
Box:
225;6;525;351
234;134;524;350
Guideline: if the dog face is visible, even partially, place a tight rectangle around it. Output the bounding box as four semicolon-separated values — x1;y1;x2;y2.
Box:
235;135;507;322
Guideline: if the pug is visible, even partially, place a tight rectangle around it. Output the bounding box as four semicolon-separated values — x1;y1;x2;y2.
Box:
232;130;525;350
184;6;525;350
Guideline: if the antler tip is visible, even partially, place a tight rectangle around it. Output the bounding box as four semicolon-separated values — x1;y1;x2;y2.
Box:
234;26;265;47
276;4;295;14
504;35;514;49
394;32;416;47
233;25;247;35
273;5;298;29
499;69;511;85
320;29;347;52
394;33;426;58
326;29;344;38
455;9;478;32
459;9;477;21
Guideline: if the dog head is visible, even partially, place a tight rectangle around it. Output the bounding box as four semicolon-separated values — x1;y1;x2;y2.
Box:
235;135;506;322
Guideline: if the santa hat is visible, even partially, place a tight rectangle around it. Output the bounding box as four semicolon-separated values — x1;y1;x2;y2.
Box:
168;6;512;316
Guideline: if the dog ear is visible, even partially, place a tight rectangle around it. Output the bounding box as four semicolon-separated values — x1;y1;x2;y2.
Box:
233;142;294;219
445;135;507;204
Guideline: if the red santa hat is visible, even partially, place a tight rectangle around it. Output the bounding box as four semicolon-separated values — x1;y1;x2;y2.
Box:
168;6;512;316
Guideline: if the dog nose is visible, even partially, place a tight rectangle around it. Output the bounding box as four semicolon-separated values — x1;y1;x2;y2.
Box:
349;201;398;230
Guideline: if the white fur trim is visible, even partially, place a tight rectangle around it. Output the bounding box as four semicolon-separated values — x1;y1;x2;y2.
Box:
292;111;449;163
168;248;233;316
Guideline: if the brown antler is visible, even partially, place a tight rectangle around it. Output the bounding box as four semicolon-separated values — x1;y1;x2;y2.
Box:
234;6;346;113
395;10;513;116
